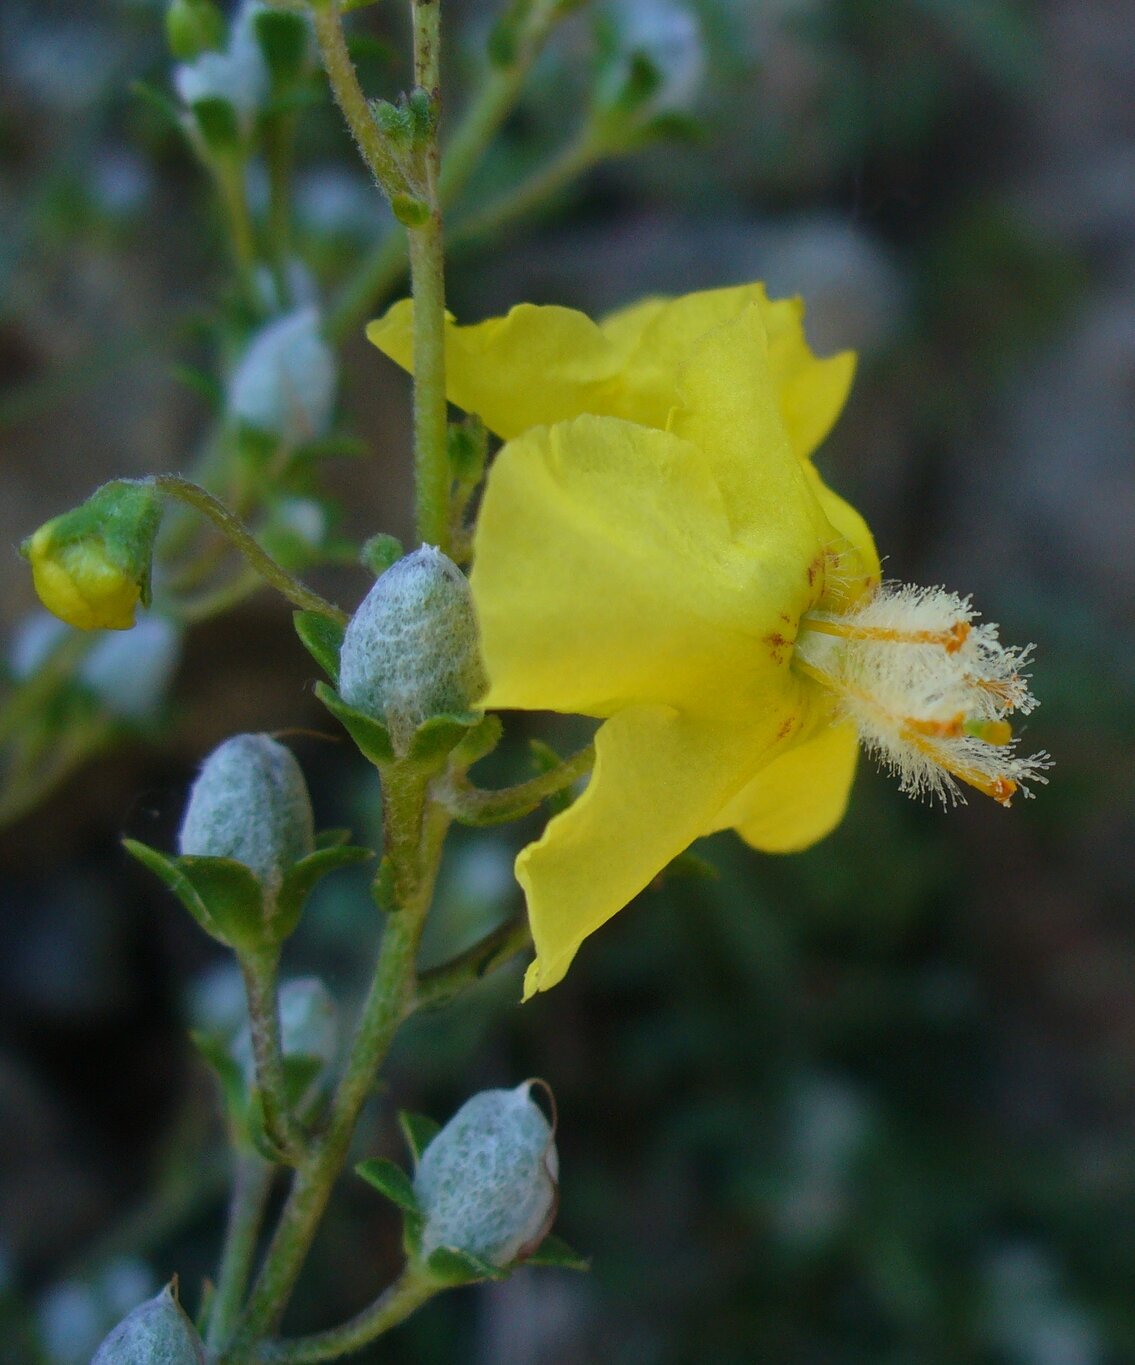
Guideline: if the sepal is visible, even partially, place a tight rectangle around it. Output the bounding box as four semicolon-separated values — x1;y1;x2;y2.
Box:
123;839;264;951
520;1233;590;1272
424;1246;507;1286
356;1158;419;1215
398;1110;441;1167
316;681;395;766
294;610;344;685
275;843;373;939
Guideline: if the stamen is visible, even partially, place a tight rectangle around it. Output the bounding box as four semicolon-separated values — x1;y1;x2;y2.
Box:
802;614;971;653
791;580;1048;808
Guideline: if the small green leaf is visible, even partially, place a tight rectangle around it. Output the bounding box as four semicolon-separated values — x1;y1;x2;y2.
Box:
405;712;483;768
124;838;224;944
356;1158;419;1214
293;611;344;685
177;857;267;953
275;843;373;939
314;827;352;850
316;682;395;766
190;1030;249;1128
425;1245;507;1285
398;1110;441;1167
371;856;398;913
254;9;308;88
359;532;403;577
129;80;184;133
191;96;242;154
281;1054;322;1108
521;1234;590;1272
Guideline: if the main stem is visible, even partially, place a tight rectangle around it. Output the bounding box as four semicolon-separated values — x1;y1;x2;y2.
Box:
207;1156;274;1351
408;0;450;552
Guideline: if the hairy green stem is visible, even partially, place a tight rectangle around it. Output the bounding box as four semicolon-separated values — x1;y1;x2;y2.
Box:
415;914;532;1010
150;477;347;623
215;156;257;274
443;742;594;826
206;1155;275;1351
250;1267;437;1363
309;0;406;198
240;950;304;1164
407;0;450;551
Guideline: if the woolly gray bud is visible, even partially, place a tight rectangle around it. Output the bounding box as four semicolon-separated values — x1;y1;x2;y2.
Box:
229;306;337;445
414;1082;559;1267
178;734;314;892
173;0;270;123
91;1282;205;1365
338;547;487;753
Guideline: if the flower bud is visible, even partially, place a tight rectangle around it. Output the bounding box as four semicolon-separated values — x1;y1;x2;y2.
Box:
91;1281;204;1365
413;1082;559;1267
178;734;314;893
21;480;162;631
229;306;337;446
338;547;487;753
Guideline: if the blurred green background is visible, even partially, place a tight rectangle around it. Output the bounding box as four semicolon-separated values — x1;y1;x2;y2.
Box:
2;0;1134;1361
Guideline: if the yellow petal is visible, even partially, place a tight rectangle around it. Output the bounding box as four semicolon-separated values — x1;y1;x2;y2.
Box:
599;283;854;458
711;719;860;853
668;305;832;571
368;299;629;440
519;705;774;995
802;465;882;606
368;285;855;457
471;412;813;719
29;534;140;630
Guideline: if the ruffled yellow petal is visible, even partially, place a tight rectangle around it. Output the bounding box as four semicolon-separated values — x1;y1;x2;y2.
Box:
710;719;860;853
600;284;855;459
368;285;855;458
519;704;776;996
368;300;630;441
802;466;882;606
668;305;831;570
472;412;801;720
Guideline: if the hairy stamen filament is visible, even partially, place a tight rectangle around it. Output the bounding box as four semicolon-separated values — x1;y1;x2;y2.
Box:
802;613;971;653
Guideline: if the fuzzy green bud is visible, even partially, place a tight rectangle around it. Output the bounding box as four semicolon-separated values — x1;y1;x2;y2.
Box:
178;734;314;894
338;547;487;753
414;1082;559;1267
91;1281;205;1365
21;480;162;631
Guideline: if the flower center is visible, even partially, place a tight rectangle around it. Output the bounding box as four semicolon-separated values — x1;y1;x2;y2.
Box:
792;583;1050;806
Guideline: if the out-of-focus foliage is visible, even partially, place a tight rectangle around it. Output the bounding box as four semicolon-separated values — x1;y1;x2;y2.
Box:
2;0;1134;1361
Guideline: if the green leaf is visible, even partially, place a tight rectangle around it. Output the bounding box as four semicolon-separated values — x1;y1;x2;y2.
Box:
521;1234;590;1272
314;827;352;850
177;857;267;953
190;1029;249;1128
293;612;344;685
254;9;308;88
405;712;483;768
398;1111;441;1167
191;96;242;154
316;682;395;766
124;838;225;944
129;80;184;134
275;843;373;939
371;856;398;914
425;1246;507;1285
356;1158;419;1214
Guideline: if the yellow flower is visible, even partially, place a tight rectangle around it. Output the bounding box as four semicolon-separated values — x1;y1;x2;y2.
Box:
370;285;1047;996
22;480;162;631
